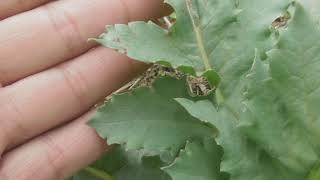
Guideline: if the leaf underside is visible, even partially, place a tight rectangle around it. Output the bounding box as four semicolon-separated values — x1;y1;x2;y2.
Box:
73;0;320;180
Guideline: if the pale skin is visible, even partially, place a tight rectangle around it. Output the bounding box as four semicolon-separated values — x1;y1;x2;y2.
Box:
0;0;168;179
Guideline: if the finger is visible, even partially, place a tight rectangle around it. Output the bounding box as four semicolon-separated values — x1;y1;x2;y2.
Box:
0;0;168;86
0;0;52;20
0;110;108;180
0;47;147;153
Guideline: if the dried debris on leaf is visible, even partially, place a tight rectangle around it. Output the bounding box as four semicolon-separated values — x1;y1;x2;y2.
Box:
187;76;213;96
135;64;184;87
157;15;176;29
100;64;214;105
272;14;290;28
100;64;183;103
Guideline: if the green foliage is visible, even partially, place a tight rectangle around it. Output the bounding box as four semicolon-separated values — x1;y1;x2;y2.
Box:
96;0;238;81
72;146;171;180
74;0;320;179
241;3;320;174
89;77;217;160
163;138;228;180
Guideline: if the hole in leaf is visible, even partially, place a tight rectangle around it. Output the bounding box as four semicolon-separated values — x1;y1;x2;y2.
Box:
157;13;177;30
128;64;184;89
272;13;290;29
187;76;214;96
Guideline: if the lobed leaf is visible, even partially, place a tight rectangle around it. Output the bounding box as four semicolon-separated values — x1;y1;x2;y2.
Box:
163;138;227;180
96;0;237;74
89;77;217;159
241;2;320;175
75;0;320;180
73;146;171;180
176;98;301;180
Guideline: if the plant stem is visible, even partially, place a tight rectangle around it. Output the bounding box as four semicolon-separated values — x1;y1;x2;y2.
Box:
84;167;115;180
186;0;212;71
307;162;320;180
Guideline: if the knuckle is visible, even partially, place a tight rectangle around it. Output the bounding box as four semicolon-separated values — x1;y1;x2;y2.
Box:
56;64;90;108
42;3;83;55
40;134;66;180
0;91;29;150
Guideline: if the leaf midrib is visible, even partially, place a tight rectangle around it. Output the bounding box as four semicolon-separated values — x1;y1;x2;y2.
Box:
186;0;212;71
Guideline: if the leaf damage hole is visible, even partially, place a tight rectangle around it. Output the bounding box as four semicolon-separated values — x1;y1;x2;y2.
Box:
272;13;290;29
187;76;213;96
136;64;184;87
157;14;176;29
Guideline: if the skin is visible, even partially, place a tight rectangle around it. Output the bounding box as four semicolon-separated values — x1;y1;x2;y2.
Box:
0;0;169;179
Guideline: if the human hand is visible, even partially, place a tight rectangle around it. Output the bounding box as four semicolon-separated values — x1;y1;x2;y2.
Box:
0;0;168;179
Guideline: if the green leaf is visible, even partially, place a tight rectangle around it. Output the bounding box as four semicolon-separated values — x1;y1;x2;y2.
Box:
176;98;302;180
298;0;320;21
73;146;171;180
165;2;299;179
114;150;172;180
96;0;291;86
72;146;126;180
307;162;320;180
96;0;237;73
84;0;320;180
89;77;217;158
163;138;227;180
241;2;320;175
213;0;290;102
174;2;320;179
